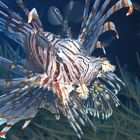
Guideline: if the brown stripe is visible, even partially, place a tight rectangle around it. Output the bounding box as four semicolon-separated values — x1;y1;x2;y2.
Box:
108;22;111;30
27;117;33;121
43;77;49;85
53;39;60;46
45;48;51;73
50;82;53;90
5;124;13;128
59;44;75;55
63;51;80;76
63;63;72;82
36;45;43;64
68;40;81;52
121;0;126;7
55;82;63;98
28;32;40;70
113;3;117;13
54;62;60;80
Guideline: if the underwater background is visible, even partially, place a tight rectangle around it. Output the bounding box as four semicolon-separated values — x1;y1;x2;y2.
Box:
0;0;140;140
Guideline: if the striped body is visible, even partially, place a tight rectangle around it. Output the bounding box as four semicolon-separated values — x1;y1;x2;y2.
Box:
26;31;101;85
26;31;103;101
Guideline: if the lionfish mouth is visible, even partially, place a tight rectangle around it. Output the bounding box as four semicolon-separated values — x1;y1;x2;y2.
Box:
0;0;132;139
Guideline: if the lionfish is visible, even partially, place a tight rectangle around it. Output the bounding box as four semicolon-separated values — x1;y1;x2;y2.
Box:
0;0;133;138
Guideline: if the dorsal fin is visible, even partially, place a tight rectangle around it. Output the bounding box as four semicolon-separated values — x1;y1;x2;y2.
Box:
79;0;133;54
